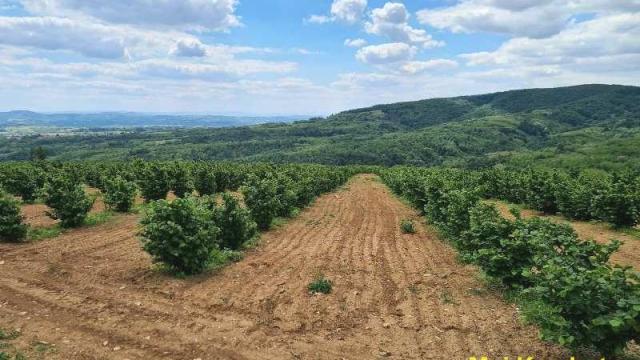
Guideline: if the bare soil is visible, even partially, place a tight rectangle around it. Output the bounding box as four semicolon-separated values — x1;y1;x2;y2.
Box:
1;175;566;359
489;200;640;269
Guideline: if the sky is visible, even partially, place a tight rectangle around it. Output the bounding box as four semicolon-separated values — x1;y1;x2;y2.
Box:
0;0;639;115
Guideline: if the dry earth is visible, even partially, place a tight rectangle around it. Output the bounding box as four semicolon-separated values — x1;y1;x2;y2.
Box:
0;175;566;359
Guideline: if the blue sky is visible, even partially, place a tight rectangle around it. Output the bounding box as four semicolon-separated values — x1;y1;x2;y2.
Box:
0;0;638;115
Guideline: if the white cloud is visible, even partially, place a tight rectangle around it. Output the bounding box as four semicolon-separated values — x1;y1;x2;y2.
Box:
305;15;332;24
170;38;207;57
0;16;132;58
355;42;416;64
344;38;367;47
22;0;240;31
417;0;570;38
417;0;640;39
366;2;443;48
401;59;458;74
461;13;640;67
331;0;367;24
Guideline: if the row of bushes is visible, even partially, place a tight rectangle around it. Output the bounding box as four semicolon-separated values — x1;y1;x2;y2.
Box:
480;167;640;228
140;166;353;274
382;167;640;357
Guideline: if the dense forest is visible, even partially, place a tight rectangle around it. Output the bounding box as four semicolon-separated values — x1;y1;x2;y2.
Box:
1;84;639;171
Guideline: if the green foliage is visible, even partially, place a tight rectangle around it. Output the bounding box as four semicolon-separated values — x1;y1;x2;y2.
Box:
43;174;93;228
0;191;28;242
137;162;171;202
139;197;220;275
170;163;195;198
103;176;136;212
400;219;415;234
2;165;45;203
241;175;280;230
308;275;332;294
211;192;258;250
194;165;217;195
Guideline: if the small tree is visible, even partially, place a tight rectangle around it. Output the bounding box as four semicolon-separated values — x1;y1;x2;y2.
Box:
170;165;195;198
138;163;171;202
213;193;258;250
5;166;46;203
194;166;217;196
103;177;137;213
44;175;94;228
0;190;28;242
241;176;279;230
139;197;220;275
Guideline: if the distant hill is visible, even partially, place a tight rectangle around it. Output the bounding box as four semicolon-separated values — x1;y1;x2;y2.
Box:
1;84;639;171
0;111;305;128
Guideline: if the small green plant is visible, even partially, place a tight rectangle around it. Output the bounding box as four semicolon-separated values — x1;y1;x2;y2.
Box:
0;328;20;341
139;197;220;275
43;174;94;228
241;176;280;230
83;211;114;227
103;176;137;212
400;219;416;234
0;191;28;242
211;192;258;250
27;225;63;241
307;275;332;294
440;290;457;305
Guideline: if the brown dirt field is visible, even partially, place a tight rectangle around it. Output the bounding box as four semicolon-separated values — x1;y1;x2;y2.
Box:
488;200;640;269
0;175;566;359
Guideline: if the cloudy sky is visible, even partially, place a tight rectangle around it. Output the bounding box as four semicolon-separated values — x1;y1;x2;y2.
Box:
0;0;639;115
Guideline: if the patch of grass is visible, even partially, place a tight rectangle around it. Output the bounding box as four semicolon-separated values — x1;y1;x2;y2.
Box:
27;226;63;242
400;219;416;234
619;226;640;240
407;283;421;294
0;329;20;341
31;341;54;355
83;211;114;227
308;274;333;294
440;290;458;305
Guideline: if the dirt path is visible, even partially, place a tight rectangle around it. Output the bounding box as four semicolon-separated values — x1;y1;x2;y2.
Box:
488;200;640;269
0;175;565;359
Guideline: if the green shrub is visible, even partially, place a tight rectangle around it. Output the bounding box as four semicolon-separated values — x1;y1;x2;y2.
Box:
0;191;28;242
212;192;258;250
591;173;640;228
4;166;46;203
400;219;416;234
44;175;94;228
194;166;217;195
170;164;195;198
103;176;137;212
139;197;220;275
241;176;280;230
308;275;332;294
137;163;171;202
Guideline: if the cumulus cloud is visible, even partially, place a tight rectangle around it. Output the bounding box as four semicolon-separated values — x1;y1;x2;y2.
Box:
365;2;443;48
355;42;416;64
170;38;207;57
401;59;458;74
22;0;240;31
417;0;640;39
344;38;367;48
0;16;131;58
307;0;367;25
460;13;640;67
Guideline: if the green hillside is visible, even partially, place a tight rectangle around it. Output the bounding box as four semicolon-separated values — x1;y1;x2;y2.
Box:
1;84;639;171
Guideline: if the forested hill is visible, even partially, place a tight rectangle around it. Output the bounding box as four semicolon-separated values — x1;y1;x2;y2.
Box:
1;84;639;171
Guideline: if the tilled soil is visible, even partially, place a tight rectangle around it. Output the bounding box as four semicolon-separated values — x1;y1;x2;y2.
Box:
489;200;640;269
0;175;566;359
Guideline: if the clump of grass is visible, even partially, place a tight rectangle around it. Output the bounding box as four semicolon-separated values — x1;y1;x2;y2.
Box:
28;225;63;241
440;290;457;305
0;329;20;341
400;219;416;234
83;211;114;227
308;274;332;294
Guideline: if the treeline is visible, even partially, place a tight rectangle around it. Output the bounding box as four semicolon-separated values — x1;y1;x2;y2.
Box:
381;167;639;356
0;161;360;274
